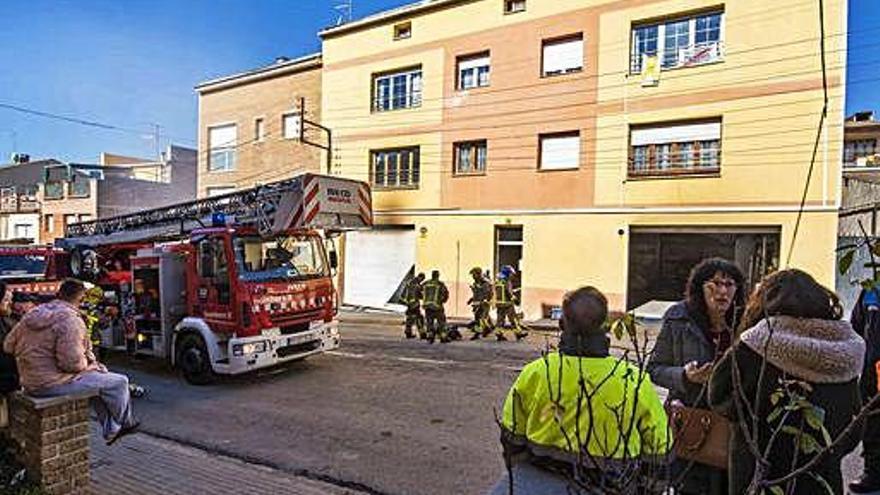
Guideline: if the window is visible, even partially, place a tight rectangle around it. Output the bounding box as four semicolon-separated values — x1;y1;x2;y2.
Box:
208;124;237;172
394;22;412;40
844;139;878;166
504;0;526;14
282;113;302;140
542;35;583;76
255;118;265;142
371;147;420;188
631;11;724;73
69;174;90;198
63;214;78;230
629;119;722;176
539;132;580;170
235;234;328;281
44;214;54;233
44;181;64;200
207;186;236;197
454;140;488;175
13;224;34;241
457;53;491;90
373;68;423;112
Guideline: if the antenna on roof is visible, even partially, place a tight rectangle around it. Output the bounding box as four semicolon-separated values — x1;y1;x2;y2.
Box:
334;0;352;25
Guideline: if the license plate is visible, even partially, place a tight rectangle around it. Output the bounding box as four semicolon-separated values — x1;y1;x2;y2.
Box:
288;335;306;346
263;327;281;338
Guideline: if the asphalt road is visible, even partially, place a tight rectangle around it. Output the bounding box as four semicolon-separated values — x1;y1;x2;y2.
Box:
107;323;551;495
106;322;865;495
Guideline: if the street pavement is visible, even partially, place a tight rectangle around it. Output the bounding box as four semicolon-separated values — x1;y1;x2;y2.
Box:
97;320;864;495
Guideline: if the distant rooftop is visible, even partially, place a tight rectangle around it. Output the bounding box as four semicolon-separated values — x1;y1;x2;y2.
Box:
319;0;471;38
195;52;322;93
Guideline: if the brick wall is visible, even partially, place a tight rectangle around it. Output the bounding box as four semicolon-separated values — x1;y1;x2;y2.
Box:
198;60;323;197
9;392;94;495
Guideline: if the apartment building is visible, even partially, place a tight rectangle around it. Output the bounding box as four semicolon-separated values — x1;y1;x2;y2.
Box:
195;54;324;198
319;0;847;317
0;159;60;243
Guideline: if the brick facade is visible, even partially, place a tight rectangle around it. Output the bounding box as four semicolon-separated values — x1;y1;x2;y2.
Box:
197;55;323;197
9;392;94;495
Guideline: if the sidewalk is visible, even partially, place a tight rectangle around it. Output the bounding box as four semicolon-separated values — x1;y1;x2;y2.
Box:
90;429;363;495
340;307;559;331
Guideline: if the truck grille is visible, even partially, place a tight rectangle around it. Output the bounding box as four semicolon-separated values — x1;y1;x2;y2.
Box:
277;340;321;358
280;322;310;335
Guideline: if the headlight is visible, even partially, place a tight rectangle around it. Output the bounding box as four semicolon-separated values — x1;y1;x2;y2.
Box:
233;341;267;356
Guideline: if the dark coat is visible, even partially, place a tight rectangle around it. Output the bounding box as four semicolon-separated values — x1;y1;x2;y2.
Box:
647;301;727;495
648;301;720;407
709;317;864;495
0;315;20;393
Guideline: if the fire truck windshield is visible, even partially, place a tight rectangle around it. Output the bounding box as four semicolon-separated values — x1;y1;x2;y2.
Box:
234;234;327;282
0;253;47;280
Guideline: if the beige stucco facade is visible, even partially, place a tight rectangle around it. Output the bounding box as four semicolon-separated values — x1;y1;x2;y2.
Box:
318;0;847;318
196;55;324;198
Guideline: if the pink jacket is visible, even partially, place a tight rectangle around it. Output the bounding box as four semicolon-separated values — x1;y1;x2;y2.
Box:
3;300;102;392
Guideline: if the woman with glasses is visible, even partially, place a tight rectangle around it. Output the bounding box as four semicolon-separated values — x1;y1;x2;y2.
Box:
647;258;746;495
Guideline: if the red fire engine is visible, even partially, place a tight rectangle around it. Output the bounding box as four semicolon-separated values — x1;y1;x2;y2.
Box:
43;173;372;384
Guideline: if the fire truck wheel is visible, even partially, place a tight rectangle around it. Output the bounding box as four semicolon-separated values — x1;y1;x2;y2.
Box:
176;333;214;385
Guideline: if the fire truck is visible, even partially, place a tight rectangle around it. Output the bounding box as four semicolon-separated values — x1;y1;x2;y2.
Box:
49;173;372;384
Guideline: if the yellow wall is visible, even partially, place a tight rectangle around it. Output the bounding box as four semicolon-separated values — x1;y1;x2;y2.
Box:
321;0;847;317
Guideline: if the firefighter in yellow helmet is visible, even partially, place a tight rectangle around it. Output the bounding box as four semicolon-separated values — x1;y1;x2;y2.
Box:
422;270;450;344
401;273;426;339
494;265;527;341
467;267;494;340
491;287;669;493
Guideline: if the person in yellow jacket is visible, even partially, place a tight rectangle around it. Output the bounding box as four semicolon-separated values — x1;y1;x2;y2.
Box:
422;270;450;344
491;286;670;494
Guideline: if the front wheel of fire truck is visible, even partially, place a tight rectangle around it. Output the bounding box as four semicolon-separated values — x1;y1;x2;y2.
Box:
176;333;215;385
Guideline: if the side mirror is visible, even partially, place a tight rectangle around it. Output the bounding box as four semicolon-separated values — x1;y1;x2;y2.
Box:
329;250;339;270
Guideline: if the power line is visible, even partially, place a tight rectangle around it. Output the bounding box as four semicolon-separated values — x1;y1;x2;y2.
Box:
785;0;830;267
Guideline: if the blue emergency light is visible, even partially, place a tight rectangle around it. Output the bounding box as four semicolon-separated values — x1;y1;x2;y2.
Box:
211;212;227;227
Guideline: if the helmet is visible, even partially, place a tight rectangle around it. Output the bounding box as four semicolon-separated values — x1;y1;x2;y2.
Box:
469;267;483;277
500;265;516;279
84;286;104;305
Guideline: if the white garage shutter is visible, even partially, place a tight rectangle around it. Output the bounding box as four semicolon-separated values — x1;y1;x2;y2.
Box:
343;229;416;311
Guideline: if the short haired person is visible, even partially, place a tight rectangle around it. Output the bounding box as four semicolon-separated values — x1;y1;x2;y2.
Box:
492;287;669;493
4;279;139;445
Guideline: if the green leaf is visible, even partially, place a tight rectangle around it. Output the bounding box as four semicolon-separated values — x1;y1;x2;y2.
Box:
804;406;826;432
770;390;784;406
768;486;785;495
839;249;855;275
766;406;784;424
798;432;820;454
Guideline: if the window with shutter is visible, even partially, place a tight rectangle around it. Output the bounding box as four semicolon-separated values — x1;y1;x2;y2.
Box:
539;132;580;170
542;35;583;76
629;119;722;177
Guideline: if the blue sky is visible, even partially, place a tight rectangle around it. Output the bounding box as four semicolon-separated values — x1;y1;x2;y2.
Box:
0;0;876;163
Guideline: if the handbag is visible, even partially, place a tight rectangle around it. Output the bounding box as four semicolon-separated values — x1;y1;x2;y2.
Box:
666;402;730;470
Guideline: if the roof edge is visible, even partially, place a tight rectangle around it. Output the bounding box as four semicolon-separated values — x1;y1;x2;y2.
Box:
195;52;322;93
319;0;471;39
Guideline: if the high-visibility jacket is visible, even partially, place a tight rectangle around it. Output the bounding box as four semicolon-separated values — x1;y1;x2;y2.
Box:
502;353;670;460
401;281;422;306
422;280;447;310
494;280;513;307
470;280;492;304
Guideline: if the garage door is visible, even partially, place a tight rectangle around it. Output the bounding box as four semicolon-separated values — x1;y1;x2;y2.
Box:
343;228;416;310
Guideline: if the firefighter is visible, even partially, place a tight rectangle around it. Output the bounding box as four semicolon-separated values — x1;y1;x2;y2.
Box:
467;267;494;340
494;265;527;342
422;270;449;344
401;273;426;339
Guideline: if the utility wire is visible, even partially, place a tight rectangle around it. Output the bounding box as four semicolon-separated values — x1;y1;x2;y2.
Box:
785;0;830;267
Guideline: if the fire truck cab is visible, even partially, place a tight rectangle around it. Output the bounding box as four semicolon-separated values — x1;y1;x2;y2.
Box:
57;173;371;384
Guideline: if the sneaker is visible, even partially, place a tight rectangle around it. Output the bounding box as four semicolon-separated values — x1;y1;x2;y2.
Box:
106;421;141;446
470;333;481;341
404;331;415;339
849;473;880;494
496;334;508;342
515;332;528;342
